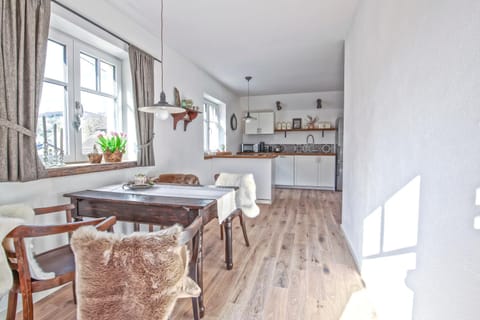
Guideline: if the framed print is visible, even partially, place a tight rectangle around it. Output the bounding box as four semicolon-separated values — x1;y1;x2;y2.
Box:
292;118;302;129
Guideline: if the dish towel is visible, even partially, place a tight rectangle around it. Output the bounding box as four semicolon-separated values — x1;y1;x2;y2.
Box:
0;204;55;297
215;173;260;218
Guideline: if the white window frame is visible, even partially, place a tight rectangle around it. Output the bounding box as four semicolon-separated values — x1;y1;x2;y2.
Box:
42;28;123;163
203;97;226;153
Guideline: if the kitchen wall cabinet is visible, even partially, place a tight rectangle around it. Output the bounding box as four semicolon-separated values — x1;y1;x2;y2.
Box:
274;155;295;185
245;111;274;135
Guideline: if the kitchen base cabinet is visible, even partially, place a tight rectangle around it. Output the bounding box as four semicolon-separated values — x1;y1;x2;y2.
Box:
274;155;336;190
294;156;318;187
274;156;295;186
317;156;335;189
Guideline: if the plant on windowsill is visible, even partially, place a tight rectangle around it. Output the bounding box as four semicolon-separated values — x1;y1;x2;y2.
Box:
96;132;127;163
87;145;103;164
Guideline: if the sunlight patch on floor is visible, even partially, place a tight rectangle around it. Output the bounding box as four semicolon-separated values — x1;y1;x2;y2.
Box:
340;289;377;320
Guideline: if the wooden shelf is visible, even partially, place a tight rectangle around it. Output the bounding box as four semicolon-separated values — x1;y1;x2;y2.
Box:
171;109;202;131
274;127;336;137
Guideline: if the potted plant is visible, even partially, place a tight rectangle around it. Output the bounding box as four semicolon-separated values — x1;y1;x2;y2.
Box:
96;132;127;163
87;145;103;164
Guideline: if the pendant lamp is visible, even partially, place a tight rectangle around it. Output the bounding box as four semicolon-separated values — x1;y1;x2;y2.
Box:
243;76;256;123
139;0;184;118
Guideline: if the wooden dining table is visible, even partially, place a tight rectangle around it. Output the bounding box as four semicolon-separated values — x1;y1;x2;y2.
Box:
64;183;237;318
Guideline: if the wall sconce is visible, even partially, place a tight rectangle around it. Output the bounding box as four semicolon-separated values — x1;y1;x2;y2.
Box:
316;99;322;109
276;101;282;111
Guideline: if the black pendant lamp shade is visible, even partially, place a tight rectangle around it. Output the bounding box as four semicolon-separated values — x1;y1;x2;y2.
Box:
139;0;184;116
243;76;256;122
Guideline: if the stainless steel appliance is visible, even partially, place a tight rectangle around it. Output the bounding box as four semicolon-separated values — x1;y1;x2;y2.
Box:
335;117;344;191
241;144;255;153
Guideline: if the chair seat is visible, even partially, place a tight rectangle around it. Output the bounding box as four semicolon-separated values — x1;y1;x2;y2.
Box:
35;245;75;276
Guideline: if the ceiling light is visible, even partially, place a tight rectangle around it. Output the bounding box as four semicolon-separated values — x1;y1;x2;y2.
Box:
243;76;256;122
139;0;184;117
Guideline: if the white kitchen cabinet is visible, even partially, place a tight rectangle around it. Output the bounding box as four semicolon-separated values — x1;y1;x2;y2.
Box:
294;156;318;186
275;155;295;185
294;155;335;189
244;111;274;134
318;156;335;188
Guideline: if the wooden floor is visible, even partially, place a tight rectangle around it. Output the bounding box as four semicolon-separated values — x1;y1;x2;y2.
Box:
17;189;377;320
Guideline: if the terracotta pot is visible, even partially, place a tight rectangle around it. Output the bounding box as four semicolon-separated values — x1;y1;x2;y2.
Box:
88;153;103;164
103;151;124;163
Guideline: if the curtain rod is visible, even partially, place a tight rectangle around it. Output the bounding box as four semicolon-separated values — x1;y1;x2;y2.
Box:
51;0;162;63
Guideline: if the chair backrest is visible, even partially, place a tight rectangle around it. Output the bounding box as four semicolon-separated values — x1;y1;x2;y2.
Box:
4;204;116;280
71;216;202;320
153;173;200;185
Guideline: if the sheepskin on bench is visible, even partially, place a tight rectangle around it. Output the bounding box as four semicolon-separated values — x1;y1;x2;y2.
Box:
71;225;200;320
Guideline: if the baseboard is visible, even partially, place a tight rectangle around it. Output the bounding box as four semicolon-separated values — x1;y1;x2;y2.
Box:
339;224;362;274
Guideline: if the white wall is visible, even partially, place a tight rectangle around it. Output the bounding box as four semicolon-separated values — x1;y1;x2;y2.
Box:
241;91;343;145
343;0;480;319
0;0;241;313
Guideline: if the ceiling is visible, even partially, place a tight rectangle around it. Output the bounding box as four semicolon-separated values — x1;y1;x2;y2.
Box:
105;0;359;95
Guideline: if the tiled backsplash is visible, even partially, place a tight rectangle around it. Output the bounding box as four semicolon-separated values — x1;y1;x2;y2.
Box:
266;143;335;153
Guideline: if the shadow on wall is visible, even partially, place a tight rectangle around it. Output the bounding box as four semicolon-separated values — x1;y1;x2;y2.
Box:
360;176;421;320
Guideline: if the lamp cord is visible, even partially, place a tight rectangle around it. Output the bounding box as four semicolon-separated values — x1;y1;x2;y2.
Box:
161;0;165;93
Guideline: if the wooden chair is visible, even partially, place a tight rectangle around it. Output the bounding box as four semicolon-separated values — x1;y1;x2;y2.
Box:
153;173;200;185
4;204;117;320
72;216;203;320
214;174;250;247
142;173;201;232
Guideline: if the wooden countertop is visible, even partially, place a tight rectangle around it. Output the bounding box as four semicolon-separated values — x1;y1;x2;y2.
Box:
204;152;336;159
204;153;278;160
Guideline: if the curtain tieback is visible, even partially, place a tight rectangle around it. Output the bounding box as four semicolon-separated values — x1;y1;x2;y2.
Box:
137;134;155;149
0;119;35;137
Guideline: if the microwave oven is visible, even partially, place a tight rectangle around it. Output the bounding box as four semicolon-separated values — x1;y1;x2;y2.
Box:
241;144;258;153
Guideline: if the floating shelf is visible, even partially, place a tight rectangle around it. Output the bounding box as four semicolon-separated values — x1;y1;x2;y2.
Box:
274;127;336;138
172;109;202;131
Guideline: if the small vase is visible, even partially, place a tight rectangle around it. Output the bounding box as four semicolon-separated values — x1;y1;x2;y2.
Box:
103;151;123;163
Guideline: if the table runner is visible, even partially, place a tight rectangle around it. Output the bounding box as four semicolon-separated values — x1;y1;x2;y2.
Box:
94;184;236;223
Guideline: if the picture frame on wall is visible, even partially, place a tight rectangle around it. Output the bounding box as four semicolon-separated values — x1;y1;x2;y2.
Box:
292;118;302;129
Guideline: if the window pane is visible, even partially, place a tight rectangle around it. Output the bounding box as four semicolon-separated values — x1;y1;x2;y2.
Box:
80;91;116;155
80;53;97;90
44;40;67;82
37;82;67;161
100;61;115;95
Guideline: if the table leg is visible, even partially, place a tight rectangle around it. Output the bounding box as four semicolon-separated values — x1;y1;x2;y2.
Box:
224;217;233;270
197;224;205;317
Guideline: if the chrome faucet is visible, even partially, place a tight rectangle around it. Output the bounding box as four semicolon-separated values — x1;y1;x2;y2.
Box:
306;134;314;152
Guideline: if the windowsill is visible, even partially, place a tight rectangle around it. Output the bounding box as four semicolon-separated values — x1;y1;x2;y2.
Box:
46;161;137;178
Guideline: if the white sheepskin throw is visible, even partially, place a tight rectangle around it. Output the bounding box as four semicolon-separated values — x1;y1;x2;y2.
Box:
215;173;260;218
0;204;55;297
71;225;201;320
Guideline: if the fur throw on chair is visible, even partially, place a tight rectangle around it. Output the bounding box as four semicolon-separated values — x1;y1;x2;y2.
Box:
71;225;201;320
215;173;260;218
0;204;55;297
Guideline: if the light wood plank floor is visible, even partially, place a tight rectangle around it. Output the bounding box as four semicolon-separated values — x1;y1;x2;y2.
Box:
17;189;377;320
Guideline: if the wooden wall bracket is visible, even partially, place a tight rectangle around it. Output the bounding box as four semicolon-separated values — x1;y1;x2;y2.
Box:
172;110;201;131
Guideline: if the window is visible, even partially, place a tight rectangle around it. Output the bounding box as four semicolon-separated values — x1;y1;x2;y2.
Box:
203;98;226;153
37;29;123;165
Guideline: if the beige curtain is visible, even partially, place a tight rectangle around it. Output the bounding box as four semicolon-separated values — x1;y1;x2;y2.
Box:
129;46;155;167
0;0;50;182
